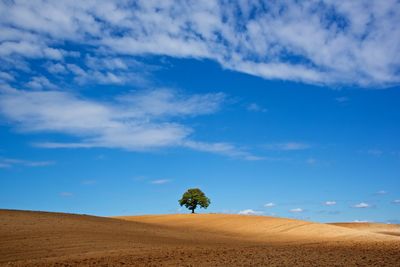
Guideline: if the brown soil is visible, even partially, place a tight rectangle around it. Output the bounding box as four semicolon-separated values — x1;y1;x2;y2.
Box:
330;222;400;237
1;209;399;266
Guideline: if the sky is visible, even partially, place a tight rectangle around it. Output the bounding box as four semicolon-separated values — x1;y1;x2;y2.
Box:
0;0;400;223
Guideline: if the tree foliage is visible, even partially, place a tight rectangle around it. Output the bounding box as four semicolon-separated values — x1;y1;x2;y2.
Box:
178;188;210;213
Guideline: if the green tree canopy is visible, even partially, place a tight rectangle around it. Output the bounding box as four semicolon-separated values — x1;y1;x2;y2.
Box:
178;188;210;213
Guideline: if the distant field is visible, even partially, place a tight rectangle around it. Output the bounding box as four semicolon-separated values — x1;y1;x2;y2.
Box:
330;222;400;237
1;210;399;266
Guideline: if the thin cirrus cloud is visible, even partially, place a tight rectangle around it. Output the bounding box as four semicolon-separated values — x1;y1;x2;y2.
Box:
0;1;399;87
0;86;260;160
247;103;267;113
289;208;304;213
264;142;311;151
150;179;171;185
264;202;276;208
0;157;54;168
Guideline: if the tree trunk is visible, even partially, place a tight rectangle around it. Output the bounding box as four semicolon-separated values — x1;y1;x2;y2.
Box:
191;208;195;214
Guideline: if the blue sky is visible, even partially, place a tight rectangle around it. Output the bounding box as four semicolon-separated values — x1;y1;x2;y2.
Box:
0;1;400;223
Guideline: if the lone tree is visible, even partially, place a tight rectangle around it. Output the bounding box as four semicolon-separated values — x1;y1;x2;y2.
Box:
179;188;210;214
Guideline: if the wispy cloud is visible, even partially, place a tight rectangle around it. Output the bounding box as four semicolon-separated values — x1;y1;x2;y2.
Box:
183;141;264;161
60;192;73;197
264;142;311;151
392;200;400;204
81;180;96;185
306;158;317;165
353;220;369;223
0;1;399;87
335;97;349;103
324;201;337;206
0;158;54;168
264;202;276;208
150;179;170;185
289;208;304;213
367;149;383;157
352;202;371;208
238;209;264;215
247;103;267;113
0;87;259;159
375;190;387;195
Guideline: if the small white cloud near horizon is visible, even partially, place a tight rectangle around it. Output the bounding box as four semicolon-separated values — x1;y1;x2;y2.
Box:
352;202;371;208
238;209;264;215
150;179;171;185
289;208;304;213
376;190;388;195
264;202;276;208
324;201;337;206
353;220;370;223
392;200;400;204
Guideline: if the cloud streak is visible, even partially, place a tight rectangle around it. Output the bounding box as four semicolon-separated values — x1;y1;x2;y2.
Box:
289;208;304;213
264;202;276;208
150;179;170;185
0;158;54;168
0;87;258;159
352;202;371;208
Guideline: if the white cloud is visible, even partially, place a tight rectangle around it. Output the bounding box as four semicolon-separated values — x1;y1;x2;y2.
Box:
150;179;170;185
352;220;369;223
289;208;304;213
238;209;264;215
264;202;276;208
353;202;371;208
0;71;14;82
46;63;67;74
26;76;58;90
392;200;400;204
376;190;387;195
0;0;399;87
0;87;258;159
324;201;337;206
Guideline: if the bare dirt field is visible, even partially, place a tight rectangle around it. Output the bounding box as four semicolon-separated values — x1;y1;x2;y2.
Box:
330;222;400;237
1;210;399;266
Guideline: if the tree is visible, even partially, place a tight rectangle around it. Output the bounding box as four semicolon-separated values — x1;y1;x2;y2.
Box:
179;188;210;213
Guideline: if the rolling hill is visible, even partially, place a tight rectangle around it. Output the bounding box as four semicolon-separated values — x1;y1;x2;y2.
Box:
1;209;399;266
